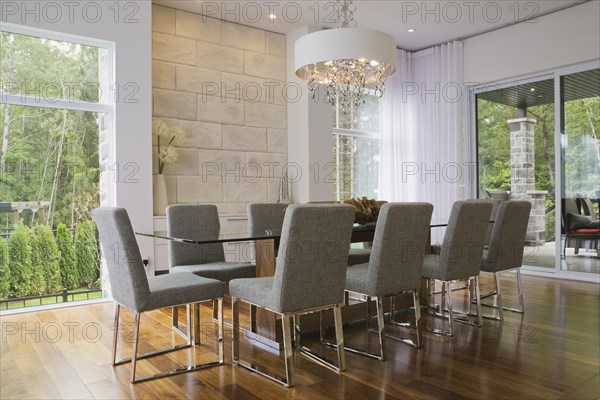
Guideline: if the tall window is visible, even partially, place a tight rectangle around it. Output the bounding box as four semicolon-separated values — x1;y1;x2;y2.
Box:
332;94;380;201
0;25;113;310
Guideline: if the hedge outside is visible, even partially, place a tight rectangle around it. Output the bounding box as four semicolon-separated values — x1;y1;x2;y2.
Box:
7;224;32;297
0;223;99;300
0;238;9;298
75;221;100;288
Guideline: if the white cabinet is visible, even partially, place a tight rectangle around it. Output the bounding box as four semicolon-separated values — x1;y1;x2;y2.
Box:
152;214;251;274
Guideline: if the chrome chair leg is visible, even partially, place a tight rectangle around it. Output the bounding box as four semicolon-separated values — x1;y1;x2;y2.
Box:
365;296;373;331
445;281;454;336
473;276;483;327
112;303;120;366
333;305;347;370
217;299;224;363
413;292;422;348
376;297;386;361
293;315;302;348
516;269;525;313
131;312;141;383
232;297;240;364
282;314;295;387
494;273;504;322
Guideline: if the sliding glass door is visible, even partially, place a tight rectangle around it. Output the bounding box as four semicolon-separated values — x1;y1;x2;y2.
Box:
559;69;600;273
474;63;600;277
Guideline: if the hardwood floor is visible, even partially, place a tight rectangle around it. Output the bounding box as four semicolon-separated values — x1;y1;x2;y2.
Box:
1;274;598;399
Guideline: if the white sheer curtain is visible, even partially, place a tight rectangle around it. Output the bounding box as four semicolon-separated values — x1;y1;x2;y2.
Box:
379;41;466;229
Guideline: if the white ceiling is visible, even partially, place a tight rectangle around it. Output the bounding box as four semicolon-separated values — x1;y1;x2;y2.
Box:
152;0;585;51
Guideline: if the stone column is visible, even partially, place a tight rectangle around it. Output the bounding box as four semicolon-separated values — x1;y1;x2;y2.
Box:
507;117;546;245
525;190;548;245
508;118;536;199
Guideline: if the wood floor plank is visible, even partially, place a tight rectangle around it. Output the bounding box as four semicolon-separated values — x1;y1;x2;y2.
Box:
0;275;597;399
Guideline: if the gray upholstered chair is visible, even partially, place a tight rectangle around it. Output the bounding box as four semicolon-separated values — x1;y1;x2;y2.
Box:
431;198;499;255
422;200;493;336
229;204;355;387
480;201;531;321
167;204;255;331
247;203;288;234
93;207;225;383
343;203;433;360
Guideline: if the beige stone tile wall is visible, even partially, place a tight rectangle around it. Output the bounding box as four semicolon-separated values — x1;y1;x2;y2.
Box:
152;4;288;214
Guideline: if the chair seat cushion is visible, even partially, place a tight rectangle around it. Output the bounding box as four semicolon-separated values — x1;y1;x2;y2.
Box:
171;262;255;282
571;228;600;234
144;273;224;312
229;277;278;311
345;263;370;294
347;248;371;266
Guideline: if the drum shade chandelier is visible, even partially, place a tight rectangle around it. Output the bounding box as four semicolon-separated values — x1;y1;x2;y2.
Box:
294;0;397;112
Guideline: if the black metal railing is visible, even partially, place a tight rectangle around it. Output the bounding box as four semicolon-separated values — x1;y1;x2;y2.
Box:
0;288;102;311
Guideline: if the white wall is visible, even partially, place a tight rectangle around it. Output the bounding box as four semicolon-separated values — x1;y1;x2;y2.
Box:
2;2;154;268
464;1;600;84
286;26;333;203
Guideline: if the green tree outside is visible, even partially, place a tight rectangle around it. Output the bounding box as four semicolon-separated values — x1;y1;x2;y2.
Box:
7;224;32;297
56;224;78;290
35;225;62;294
0;238;9;298
29;228;47;295
75;221;99;288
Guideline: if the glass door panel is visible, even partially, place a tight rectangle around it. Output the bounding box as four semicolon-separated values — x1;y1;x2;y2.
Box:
560;68;600;273
476;78;556;269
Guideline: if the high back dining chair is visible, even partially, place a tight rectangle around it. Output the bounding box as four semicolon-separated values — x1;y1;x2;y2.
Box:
421;200;492;336
93;208;225;383
247;203;288;233
342;203;433;360
432;198;499;255
480;201;531;321
229;204;355;387
167;205;255;333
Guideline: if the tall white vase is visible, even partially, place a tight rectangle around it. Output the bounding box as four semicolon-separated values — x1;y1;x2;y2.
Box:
153;174;168;216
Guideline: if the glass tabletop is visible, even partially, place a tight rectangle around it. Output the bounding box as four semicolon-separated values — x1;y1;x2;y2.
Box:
136;223;381;245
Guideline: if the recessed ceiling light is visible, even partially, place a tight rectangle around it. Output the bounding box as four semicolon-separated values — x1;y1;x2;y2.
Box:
530;88;536;92
269;14;277;21
407;28;416;33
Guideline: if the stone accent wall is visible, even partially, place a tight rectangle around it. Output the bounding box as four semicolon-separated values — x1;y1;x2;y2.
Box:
152;5;288;214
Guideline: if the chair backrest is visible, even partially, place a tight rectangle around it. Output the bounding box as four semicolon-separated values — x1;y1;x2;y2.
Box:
247;203;288;234
93;207;150;311
166;204;224;269
272;204;355;313
484;201;532;272
581;198;598;220
366;203;433;296
439;200;493;280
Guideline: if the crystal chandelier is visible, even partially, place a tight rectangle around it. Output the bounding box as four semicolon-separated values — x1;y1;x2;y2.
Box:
294;0;397;112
